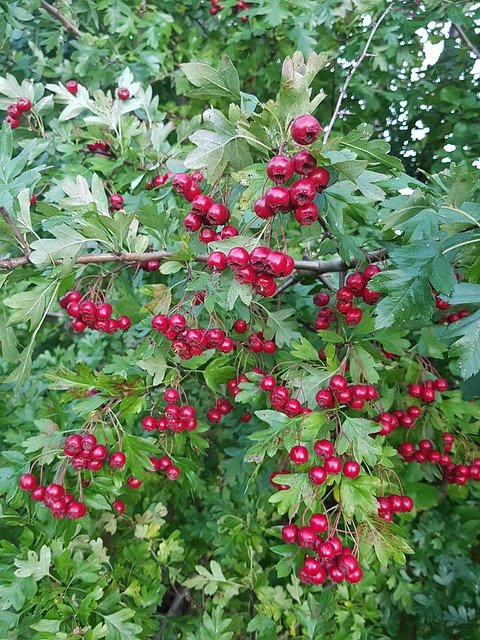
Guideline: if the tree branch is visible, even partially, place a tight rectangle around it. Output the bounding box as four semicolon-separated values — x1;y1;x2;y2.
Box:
0;207;30;258
451;23;480;60
0;248;387;274
323;2;394;143
154;586;190;639
39;0;82;38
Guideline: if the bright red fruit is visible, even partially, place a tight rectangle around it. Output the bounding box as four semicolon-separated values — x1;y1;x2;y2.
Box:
291;115;321;145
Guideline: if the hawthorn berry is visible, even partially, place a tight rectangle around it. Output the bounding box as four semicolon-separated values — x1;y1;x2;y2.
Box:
117;87;130;100
291;115;321;145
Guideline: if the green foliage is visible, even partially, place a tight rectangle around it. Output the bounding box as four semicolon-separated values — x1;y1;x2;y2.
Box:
0;2;479;639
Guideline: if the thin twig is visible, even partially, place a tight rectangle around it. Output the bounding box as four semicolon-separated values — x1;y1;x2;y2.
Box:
0;207;30;257
451;23;480;60
155;586;189;639
39;0;82;38
275;275;297;296
323;2;394;143
0;248;387;274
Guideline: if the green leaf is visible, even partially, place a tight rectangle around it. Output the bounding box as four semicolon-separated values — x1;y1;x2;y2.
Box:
446;309;480;379
29;224;88;266
181;56;241;101
336;417;382;465
349;345;380;384
264;308;301;347
269;473;314;518
14;545;51;581
291;337;319;361
4;280;59;330
103;608;143;640
339;474;380;519
362;520;413;566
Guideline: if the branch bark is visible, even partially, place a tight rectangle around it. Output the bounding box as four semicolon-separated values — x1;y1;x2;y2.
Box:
0;248;387;274
39;0;82;38
0;207;30;258
154;586;189;639
323;2;394;143
451;23;480;60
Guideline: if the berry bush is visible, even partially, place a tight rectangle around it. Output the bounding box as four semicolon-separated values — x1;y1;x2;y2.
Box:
0;2;479;639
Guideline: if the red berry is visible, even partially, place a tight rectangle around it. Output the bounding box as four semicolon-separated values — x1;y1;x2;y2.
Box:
7;104;21;118
110;194;124;210
127;476;142;489
289;178;316;207
315;389;334;408
254;197;275;219
308;466;327;485
329;375;348;392
291;115;321;145
117;87;130;100
293;150;317;175
113;500;125;514
173;173;192;195
345;308;363;326
67;501;87;519
5;116;20;129
313;292;330;307
290;445;309;464
281;523;298;543
66;80;78;94
324;456;342;474
64;434;83;456
233;319;247;333
434;378;448;392
207;251;228;272
166;465;180;480
343;460;360;478
206;203;230;225
117;316;131;330
309;167;330;191
227;247;250;269
364;264;381;279
313;439;334;458
16;97;32;112
309;513;328;532
317;541;335;559
266;155;295;183
260;375;276;391
265;186;290;210
82;433;97;451
409;383;423;398
19;473;37;491
109;451;126;469
31;486;46;501
294;202;319;225
297;525;317;548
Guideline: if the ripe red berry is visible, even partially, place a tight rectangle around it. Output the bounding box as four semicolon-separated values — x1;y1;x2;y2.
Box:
309;513;328;532
5;116;20;129
293;150;317;175
297;525;317;548
254;197;275;219
31;486;46;501
409;383;423;397
281;523;298;543
7;104;21;118
313;439;334;458
67;501;87;519
152;314;169;332
19;473;37;491
166;465;180;480
109;451;126;469
308;466;327;485
117;87;130;100
324;456;342;474
206;203;230;225
66;80;78;94
291;115;321;145
266;155;295;183
113;500;125;514
127;476;142;489
294;202;319;225
117;316;131;330
434;378;448;391
343;460;361;478
329;375;348;392
64;434;83;456
233;319;248;333
313;292;330;307
317;541;335;559
345;308;363;326
260;375;276;391
110;193;124;210
309;167;330;191
207;251;228;272
16;97;32;112
265;186;290;210
315;389;335;408
289;178;316;206
290;445;309;464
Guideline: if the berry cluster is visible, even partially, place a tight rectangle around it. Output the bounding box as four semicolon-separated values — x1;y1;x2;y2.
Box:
151;313;235;359
142;387;198;433
59;290;132;334
253;116;326;226
377;494;414;522
207;397;233;424
282;517;363;585
87;140;110;154
209;0;249;21
315;265;382;329
408;377;448;403
397;437;480;485
64;433;119;472
376;406;422;435
437;309;470;324
247;331;277;354
172;172;240;243
259;375;307;417
207;246;294;297
3;96;32;129
315;375;378;411
146;171;173;190
19;475;88;520
149;455;180;480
